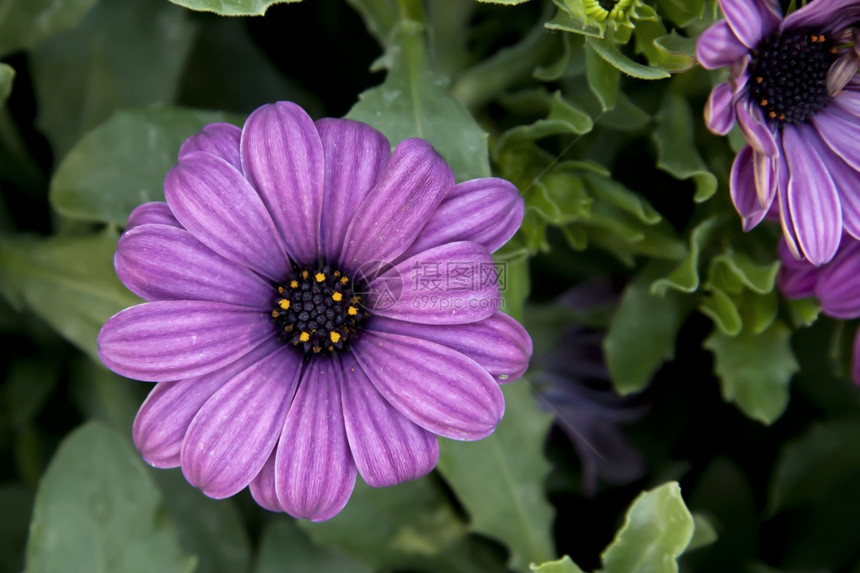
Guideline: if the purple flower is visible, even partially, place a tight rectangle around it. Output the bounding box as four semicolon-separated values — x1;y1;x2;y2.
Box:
778;235;860;383
697;0;860;265
96;101;532;521
534;281;646;497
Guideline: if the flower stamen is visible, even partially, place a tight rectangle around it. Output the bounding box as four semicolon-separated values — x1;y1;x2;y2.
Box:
272;264;367;355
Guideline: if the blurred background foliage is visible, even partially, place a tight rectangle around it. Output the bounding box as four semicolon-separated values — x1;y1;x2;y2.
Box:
2;0;860;572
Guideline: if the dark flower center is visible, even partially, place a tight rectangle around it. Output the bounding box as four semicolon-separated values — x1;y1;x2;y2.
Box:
597;0;619;9
749;28;838;125
271;264;367;356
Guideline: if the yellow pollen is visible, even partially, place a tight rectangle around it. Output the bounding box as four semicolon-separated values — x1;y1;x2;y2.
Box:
302;270;309;279
299;332;310;342
348;306;358;316
332;292;343;302
279;299;290;310
779;113;786;121
277;286;285;294
330;331;342;343
290;280;298;288
315;272;326;282
340;277;349;285
756;76;763;84
769;111;778;118
271;310;279;318
312;346;322;353
760;98;768;106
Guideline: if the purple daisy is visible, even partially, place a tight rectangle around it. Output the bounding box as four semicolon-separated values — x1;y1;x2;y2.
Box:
697;0;860;265
96;101;532;521
778;235;860;383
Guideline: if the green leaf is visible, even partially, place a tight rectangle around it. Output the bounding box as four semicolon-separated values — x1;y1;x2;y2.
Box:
0;484;33;573
650;217;718;296
51;106;237;226
769;418;860;513
437;382;556;571
601;482;695;573
348;18;490;181
530;555;587;573
652;92;718;202
652;32;697;73
605;264;690;395
68;356;144;432
167;0;300;16
0;0;96;56
687;513;719;552
499;91;593;148
300;477;485;572
152;470;252;573
24;422;197;573
544;9;604;40
255;518;371;573
0;229;140;362
30;0;196;158
699;287;742;336
582;173;661;225
657;0;705;27
709;248;779;294
703;320;799;425
477;0;532;4
586;43;619;111
586;36;670;80
786;296;821;328
0;63;13;106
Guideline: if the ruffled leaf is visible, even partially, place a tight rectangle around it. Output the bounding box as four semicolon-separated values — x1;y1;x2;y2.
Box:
167;0;300;16
254;517;370;573
586;36;670;80
530;556;587;573
606;264;691;394
704;320;799;425
600;482;695;573
653;92;718;202
0;64;13;106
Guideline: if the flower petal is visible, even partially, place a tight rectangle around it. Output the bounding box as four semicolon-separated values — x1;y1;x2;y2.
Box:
179;122;242;170
369;312;532;383
753;148;777;208
813;105;860;172
340;138;454;269
339;352;439;487
776;147;802;260
718;0;781;49
803;126;860;241
736;99;778;156
784;0;860;35
126;202;179;230
165;152;290;281
783;125;842;265
181;345;301;498
401;177;524;259
317;118;391;262
249;453;283;512
815;238;860;319
274;359;356;521
352;330;505;440
776;239;820;299
730;145;770;231
369;241;500;325
115;223;272;307
133;338;281;468
98;300;272;382
241;102;325;264
704;83;736;135
696;21;750;69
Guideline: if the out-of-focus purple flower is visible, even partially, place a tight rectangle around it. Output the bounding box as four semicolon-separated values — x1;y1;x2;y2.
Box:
97;101;532;521
778;235;860;383
697;0;860;265
534;283;646;497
